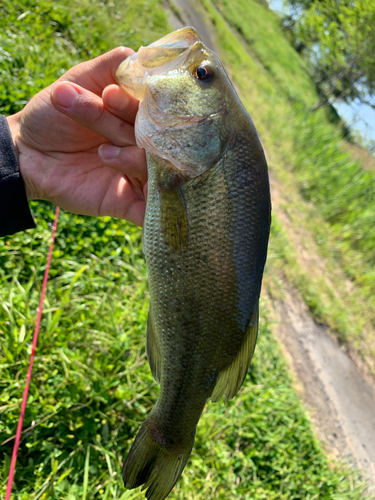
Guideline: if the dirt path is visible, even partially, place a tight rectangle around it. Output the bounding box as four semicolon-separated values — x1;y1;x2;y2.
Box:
166;0;215;49
166;1;375;494
274;289;375;493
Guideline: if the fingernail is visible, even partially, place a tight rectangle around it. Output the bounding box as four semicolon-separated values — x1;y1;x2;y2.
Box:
52;84;78;108
99;144;121;160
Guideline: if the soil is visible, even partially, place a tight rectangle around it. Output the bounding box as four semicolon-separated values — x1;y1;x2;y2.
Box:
274;288;375;494
165;1;375;494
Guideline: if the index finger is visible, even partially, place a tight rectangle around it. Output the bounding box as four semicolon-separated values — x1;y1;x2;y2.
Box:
60;46;134;97
102;84;139;125
51;82;136;147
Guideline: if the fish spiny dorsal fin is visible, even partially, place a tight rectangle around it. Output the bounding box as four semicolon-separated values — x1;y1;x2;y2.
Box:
211;301;259;403
146;305;162;383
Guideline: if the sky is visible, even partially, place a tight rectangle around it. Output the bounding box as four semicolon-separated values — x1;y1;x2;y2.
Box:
267;0;375;145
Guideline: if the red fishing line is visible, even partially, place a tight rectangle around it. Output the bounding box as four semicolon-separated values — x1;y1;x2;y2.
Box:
5;206;60;500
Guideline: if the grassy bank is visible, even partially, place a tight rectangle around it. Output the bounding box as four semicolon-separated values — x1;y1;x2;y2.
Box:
0;0;369;498
0;213;366;498
196;0;375;369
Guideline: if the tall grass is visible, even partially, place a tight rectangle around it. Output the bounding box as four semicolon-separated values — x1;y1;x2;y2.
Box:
0;217;366;497
291;111;375;280
198;0;375;359
210;0;375;278
0;0;168;115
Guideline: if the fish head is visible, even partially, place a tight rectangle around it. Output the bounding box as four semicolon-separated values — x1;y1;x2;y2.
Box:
116;27;241;177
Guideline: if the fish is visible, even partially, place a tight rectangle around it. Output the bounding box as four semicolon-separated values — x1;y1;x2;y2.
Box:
116;26;271;500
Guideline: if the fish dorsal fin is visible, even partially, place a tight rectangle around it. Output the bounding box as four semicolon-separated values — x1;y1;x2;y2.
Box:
211;301;259;403
146;305;161;383
158;174;189;253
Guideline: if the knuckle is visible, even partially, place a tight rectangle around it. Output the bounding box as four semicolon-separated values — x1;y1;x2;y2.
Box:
93;102;107;125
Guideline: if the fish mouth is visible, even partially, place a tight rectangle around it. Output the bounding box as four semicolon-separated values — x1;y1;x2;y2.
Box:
116;26;201;101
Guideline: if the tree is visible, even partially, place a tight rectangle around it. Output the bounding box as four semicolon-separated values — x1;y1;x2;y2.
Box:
282;0;375;110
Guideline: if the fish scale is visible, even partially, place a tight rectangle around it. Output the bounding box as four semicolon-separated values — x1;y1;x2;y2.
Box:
116;26;271;500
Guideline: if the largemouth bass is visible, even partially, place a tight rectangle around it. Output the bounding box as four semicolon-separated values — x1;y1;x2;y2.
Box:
116;26;271;500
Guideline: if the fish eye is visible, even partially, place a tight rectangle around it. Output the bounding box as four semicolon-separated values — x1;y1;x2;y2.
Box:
194;64;213;81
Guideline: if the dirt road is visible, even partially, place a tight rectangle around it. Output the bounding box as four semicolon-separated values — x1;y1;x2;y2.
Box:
275;289;375;493
166;0;375;494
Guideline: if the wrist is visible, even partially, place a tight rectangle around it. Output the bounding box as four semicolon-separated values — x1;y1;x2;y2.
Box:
6;113;21;163
0;114;36;236
7;113;39;201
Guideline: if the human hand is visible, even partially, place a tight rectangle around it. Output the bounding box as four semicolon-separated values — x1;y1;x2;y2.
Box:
6;47;146;226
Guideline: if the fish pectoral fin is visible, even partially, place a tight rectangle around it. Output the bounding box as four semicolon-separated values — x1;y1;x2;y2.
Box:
211;301;259;403
146;305;162;383
158;173;189;253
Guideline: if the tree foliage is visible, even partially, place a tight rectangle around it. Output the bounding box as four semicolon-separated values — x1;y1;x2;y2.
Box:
282;0;375;110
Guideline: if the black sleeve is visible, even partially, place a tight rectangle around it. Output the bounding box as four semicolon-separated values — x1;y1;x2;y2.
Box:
0;115;36;237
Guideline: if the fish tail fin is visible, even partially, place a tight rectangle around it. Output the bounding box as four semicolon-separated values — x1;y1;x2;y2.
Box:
122;414;194;500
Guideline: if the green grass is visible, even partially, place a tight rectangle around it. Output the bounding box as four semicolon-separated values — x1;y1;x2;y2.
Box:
0;0;168;116
0;212;367;498
211;0;317;107
0;0;371;498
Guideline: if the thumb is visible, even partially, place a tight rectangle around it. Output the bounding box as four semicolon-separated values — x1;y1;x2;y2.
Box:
51;82;136;147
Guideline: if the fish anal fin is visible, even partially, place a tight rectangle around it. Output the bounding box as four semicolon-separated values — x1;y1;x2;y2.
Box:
158;174;188;254
146;306;161;383
211;302;259;403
